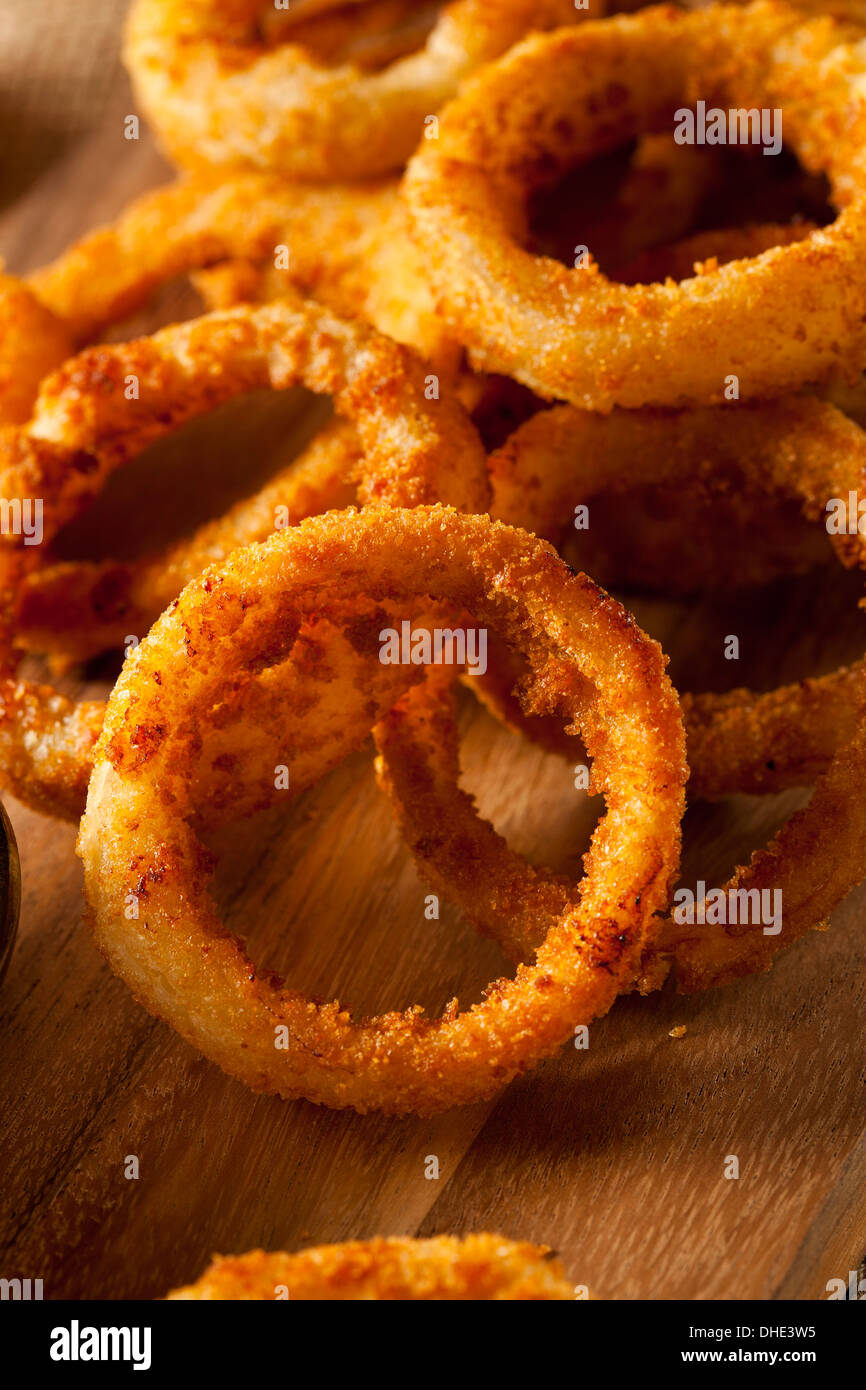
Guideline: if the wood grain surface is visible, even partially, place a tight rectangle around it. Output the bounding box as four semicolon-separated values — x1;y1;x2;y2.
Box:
0;6;864;1302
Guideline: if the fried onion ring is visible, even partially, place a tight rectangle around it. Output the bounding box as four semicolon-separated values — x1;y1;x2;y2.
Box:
78;506;686;1114
123;0;597;182
0;297;487;819
405;1;866;408
378;658;866;989
0;291;486;548
166;1234;575;1300
2;174;371;427
190;137;718;379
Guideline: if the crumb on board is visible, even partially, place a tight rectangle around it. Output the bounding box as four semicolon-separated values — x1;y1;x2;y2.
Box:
668;1025;687;1039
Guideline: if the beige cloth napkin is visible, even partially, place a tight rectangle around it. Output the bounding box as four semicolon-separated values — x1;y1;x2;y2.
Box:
0;0;131;205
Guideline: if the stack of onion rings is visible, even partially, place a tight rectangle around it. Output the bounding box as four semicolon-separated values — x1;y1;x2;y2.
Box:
0;0;863;1133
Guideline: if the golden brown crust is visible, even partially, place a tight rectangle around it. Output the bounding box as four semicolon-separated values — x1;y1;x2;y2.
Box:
166;1234;576;1300
0;291;486;546
13;421;360;664
615;220;816;286
375;668;580;965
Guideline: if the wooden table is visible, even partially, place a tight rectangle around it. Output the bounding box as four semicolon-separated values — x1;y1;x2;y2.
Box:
0;17;864;1303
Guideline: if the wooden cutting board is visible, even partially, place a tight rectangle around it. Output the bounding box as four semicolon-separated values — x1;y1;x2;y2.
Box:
0;114;864;1304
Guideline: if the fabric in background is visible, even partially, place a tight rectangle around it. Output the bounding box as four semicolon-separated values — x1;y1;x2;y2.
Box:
0;0;130;206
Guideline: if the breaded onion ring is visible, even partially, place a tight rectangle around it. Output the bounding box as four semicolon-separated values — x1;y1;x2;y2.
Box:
656;699;866;990
123;0;599;182
2;174;387;427
405;1;866;408
12;392;858;810
0;298;487;818
166;1234;575;1300
375;400;866;988
376;668;578;966
377;659;866;989
0;564;434;828
78;507;686;1115
0;291;486;547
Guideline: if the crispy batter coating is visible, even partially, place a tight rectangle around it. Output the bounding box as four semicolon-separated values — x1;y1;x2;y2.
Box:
166;1234;576;1300
379;661;866;993
8;605;451;830
573;482;832;597
7;171;446;426
191;137;711;371
657;705;866;989
0;583;106;820
12;391;861;822
78;507;686;1114
375;668;581;966
124;0;598;181
611;217;866;433
405;1;866;408
0;433;382;820
3;169;455;431
6;172;341;426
